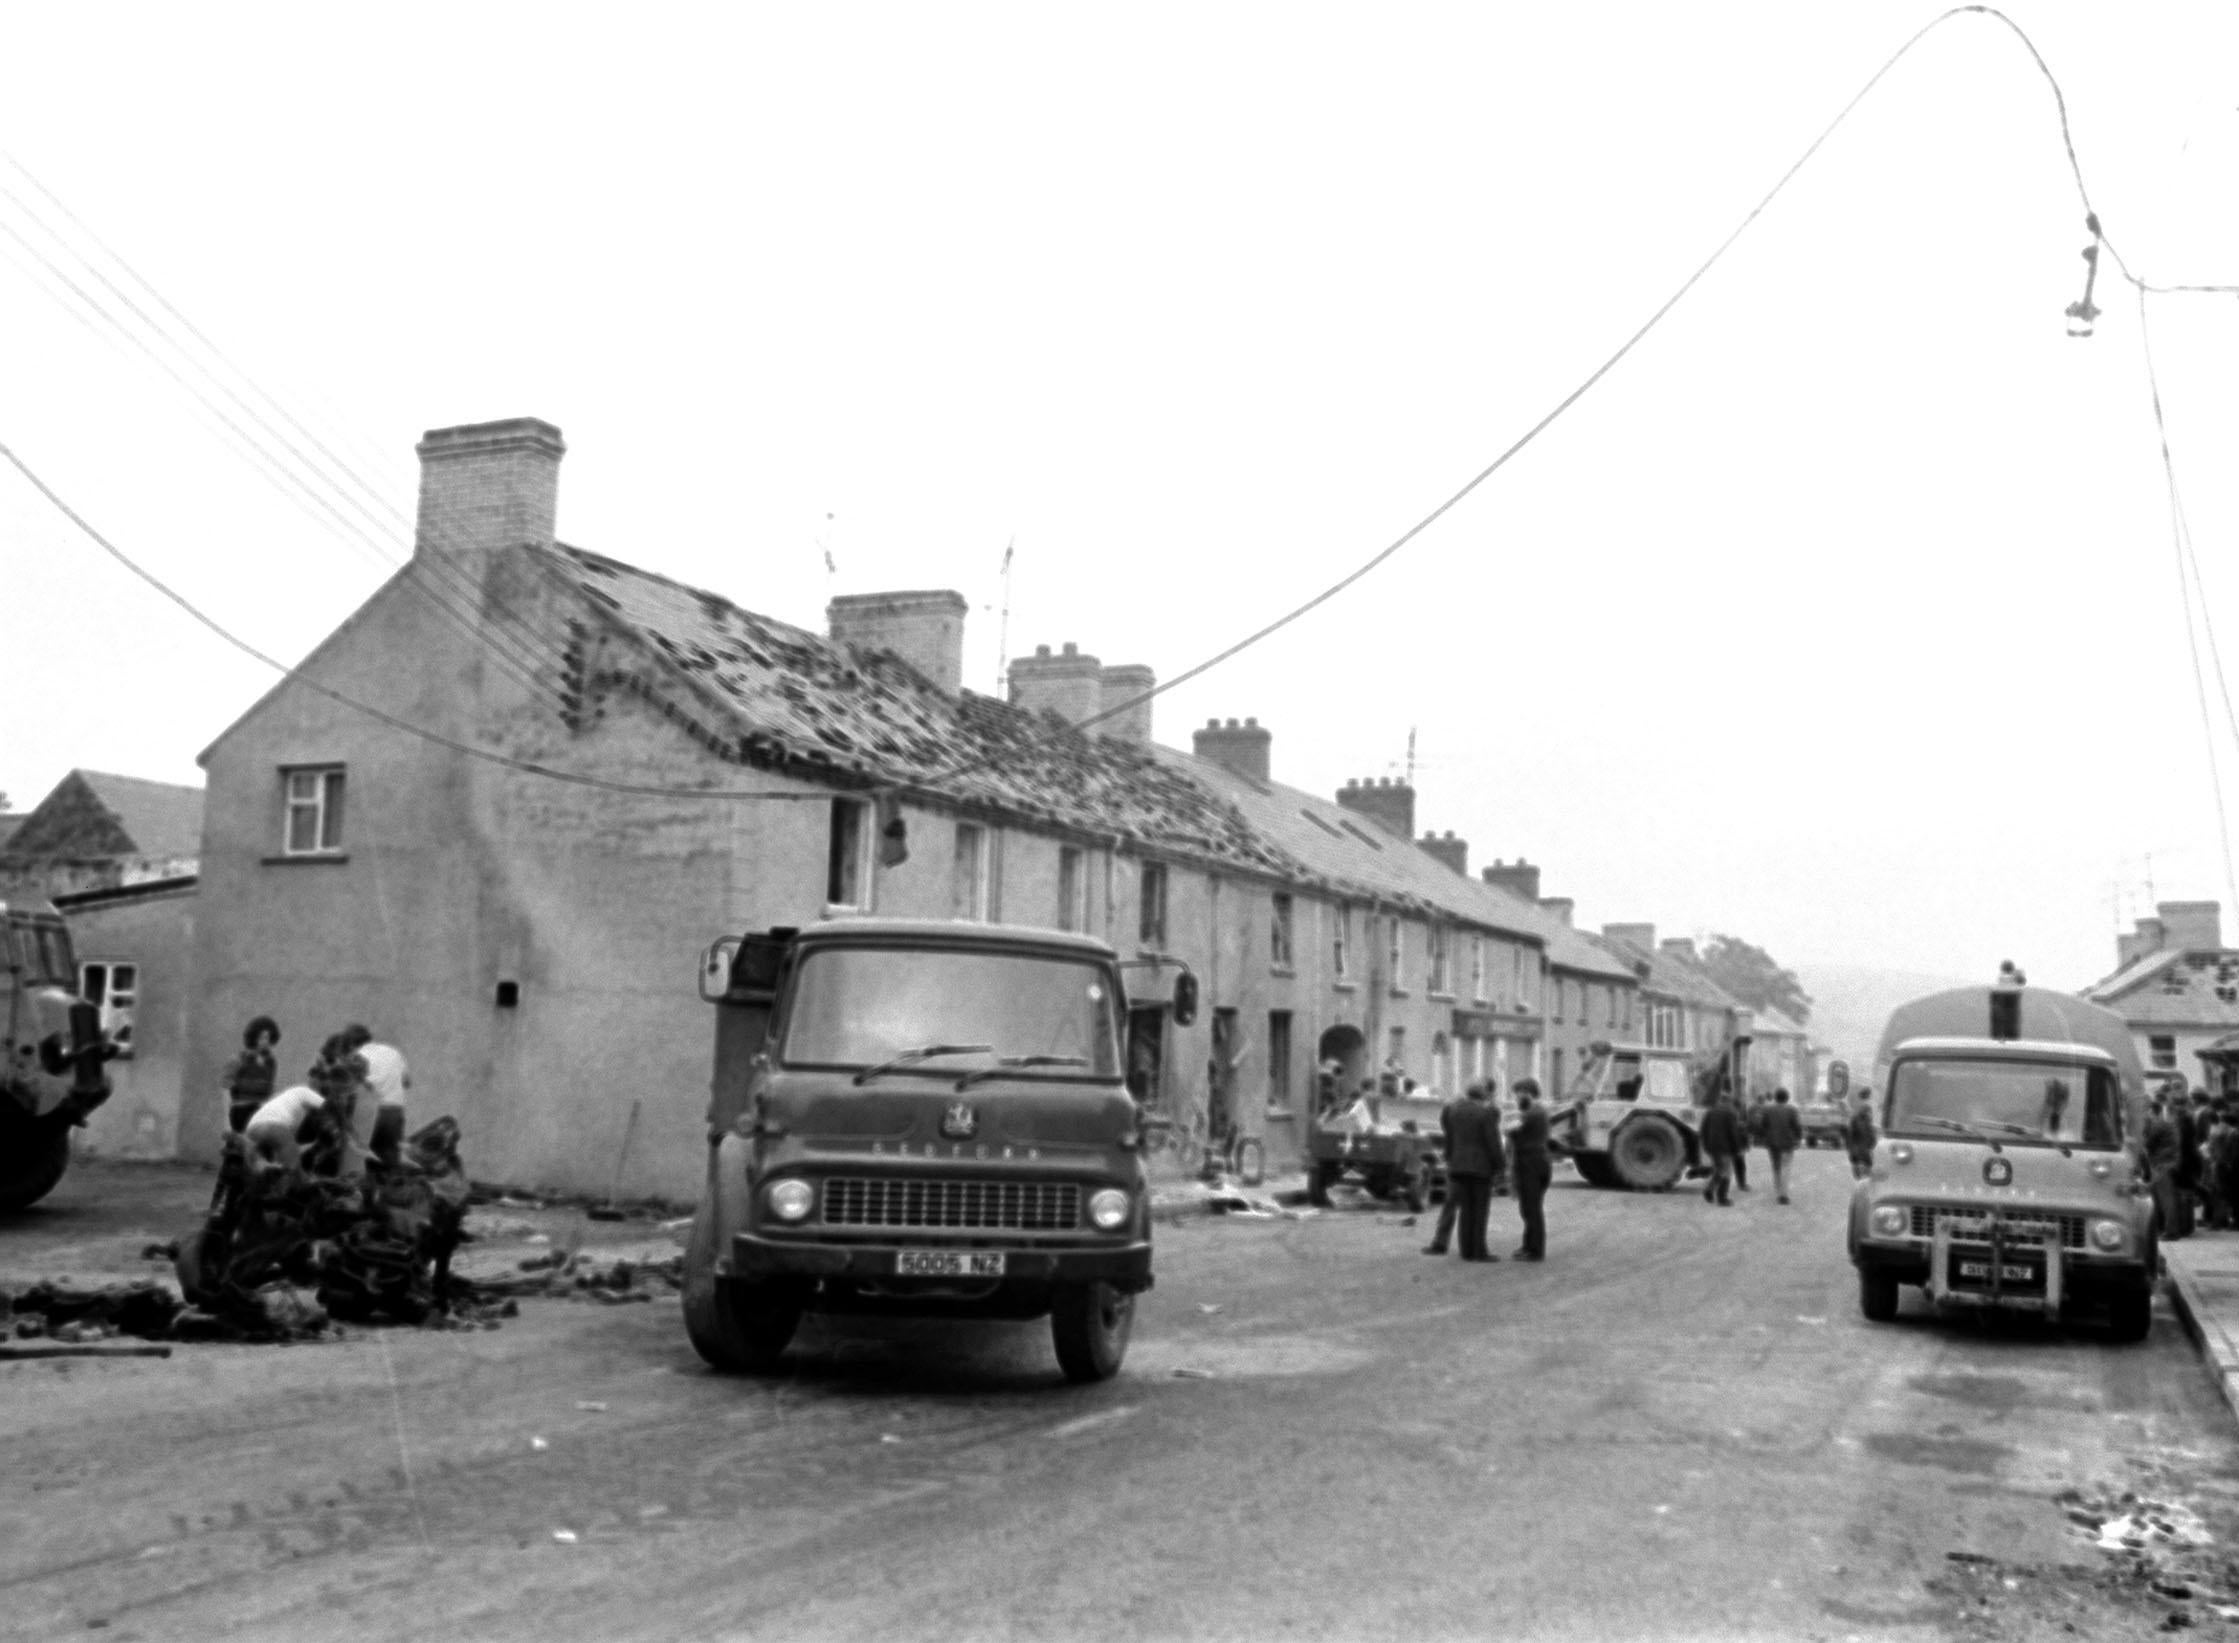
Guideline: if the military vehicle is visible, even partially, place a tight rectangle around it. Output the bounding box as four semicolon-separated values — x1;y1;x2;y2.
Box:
0;899;113;1210
681;918;1178;1383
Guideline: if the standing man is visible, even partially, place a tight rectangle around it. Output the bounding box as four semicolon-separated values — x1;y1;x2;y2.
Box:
1699;1095;1744;1206
1507;1078;1552;1261
1425;1081;1504;1261
342;1024;411;1167
1761;1087;1804;1204
1844;1087;1878;1180
2144;1091;2185;1243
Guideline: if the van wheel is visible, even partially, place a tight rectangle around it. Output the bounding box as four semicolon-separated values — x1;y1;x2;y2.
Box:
0;1126;70;1213
1051;1282;1134;1382
2106;1285;2154;1344
1859;1269;1900;1323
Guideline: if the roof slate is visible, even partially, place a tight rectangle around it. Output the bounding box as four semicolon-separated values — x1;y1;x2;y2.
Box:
0;771;203;862
1596;932;1739;1010
76;771;205;859
2083;947;2239;1028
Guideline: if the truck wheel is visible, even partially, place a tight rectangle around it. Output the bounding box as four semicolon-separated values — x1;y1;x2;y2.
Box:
1051;1281;1134;1382
1401;1157;1432;1215
2105;1285;2154;1344
1307;1162;1339;1207
1573;1154;1619;1189
682;1203;801;1372
0;1125;70;1213
1858;1269;1900;1323
1610;1118;1685;1191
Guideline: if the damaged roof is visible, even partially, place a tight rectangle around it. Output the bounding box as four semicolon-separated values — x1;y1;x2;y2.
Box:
539;544;1308;881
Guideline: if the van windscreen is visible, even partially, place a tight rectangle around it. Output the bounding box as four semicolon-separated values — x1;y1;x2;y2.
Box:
1888;1058;2122;1147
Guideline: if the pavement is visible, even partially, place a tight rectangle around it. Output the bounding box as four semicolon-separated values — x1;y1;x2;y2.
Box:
2162;1228;2239;1429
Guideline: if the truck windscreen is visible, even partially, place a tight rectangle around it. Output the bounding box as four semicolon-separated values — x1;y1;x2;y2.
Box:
1887;1059;2122;1148
782;947;1120;1079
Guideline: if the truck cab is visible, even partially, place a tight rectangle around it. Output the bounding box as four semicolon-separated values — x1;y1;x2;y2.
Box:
1847;977;2155;1341
0;899;112;1210
680;918;1162;1382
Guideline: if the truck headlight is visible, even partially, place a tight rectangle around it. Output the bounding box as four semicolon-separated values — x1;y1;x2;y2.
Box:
2090;1219;2125;1252
1088;1188;1131;1230
766;1179;815;1222
1870;1205;1908;1237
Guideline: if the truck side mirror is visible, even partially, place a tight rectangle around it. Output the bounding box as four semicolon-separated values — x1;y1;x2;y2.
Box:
1172;972;1199;1027
699;938;741;1002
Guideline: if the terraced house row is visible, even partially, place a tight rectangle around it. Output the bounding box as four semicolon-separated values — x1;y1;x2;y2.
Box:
14;419;1788;1200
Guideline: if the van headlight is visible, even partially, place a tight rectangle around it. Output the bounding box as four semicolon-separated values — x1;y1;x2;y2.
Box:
1088;1188;1131;1230
2090;1218;2125;1252
766;1179;815;1222
1870;1205;1908;1237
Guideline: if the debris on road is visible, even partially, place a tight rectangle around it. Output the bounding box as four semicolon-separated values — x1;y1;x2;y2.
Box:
1171;1367;1215;1379
575;1401;608;1412
0;1339;173;1360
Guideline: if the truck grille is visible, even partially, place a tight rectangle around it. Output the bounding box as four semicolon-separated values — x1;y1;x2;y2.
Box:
820;1177;1081;1232
1908;1206;2085;1249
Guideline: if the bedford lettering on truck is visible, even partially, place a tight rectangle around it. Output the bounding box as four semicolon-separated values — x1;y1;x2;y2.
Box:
681;918;1183;1383
1847;971;2156;1342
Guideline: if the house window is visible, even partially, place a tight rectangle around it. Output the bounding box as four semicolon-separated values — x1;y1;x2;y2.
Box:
1267;1010;1293;1112
827;798;871;909
1554;977;1567;1022
1387;1025;1405;1074
2150;1034;2179;1071
1470;936;1486;1003
1333;904;1352;982
1138;862;1168;948
952;823;989;921
1270;894;1295;971
282;766;346;855
1512;947;1526;1009
1427;925;1451;995
1387;918;1405;994
1432;1030;1452;1093
1057;846;1086;933
78;961;137;1058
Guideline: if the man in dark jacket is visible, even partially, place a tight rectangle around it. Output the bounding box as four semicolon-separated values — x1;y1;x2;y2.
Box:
1508;1079;1552;1260
1761;1087;1804;1204
1699;1096;1744;1206
1430;1082;1505;1262
1844;1090;1878;1180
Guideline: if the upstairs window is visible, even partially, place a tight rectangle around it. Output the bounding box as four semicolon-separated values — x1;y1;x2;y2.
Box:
1139;862;1168;948
283;766;346;855
1270;894;1295;970
2150;1034;2178;1071
1470;936;1486;1003
952;823;990;922
1427;925;1451;995
827;798;871;910
1333;904;1353;982
1387;917;1405;993
1057;846;1086;933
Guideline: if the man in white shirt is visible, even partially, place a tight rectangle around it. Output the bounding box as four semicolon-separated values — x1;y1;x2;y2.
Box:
342;1025;411;1165
243;1080;336;1173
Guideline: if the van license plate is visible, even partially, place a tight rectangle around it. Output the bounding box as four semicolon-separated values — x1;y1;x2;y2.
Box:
896;1251;1005;1278
1958;1260;2038;1283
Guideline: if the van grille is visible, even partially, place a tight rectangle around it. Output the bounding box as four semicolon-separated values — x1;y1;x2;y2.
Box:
1908;1206;2085;1249
820;1177;1081;1232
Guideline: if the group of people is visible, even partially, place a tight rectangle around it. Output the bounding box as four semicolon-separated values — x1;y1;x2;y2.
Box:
1420;1078;1552;1264
2143;1084;2239;1240
218;1015;412;1178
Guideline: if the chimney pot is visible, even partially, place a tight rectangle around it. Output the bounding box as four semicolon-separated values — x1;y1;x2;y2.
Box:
1009;641;1104;726
1193;715;1273;783
1480;860;1543;902
1335;775;1416;840
1095;663;1156;745
1062;641;1078;657
1245;716;1259;727
414;417;566;581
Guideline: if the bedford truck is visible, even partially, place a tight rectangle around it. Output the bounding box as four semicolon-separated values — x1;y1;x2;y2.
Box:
1;899;112;1210
1847;976;2156;1341
681;918;1180;1383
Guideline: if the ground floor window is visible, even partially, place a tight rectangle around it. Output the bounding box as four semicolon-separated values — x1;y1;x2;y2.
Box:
79;960;138;1057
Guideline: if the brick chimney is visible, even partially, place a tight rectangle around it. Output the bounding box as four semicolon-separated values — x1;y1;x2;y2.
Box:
2133;916;2167;958
1008;642;1104;726
414;418;565;577
1336;777;1415;841
2160;900;2224;952
827;590;969;694
1603;922;1656;954
1194;717;1272;782
1539;896;1575;927
1481;858;1541;902
1098;665;1156;745
1661;936;1699;965
1418;830;1467;876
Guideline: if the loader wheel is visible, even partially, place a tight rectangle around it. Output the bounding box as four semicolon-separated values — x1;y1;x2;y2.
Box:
1572;1154;1620;1189
1610;1118;1685;1191
0;1125;70;1213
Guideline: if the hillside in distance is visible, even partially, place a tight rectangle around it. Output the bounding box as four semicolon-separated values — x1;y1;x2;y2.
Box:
1791;962;1973;1075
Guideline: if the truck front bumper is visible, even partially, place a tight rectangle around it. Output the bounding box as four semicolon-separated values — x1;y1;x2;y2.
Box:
730;1232;1154;1293
1853;1240;2150;1313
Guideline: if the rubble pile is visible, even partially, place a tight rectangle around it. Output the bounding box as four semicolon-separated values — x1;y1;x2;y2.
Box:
170;1114;495;1338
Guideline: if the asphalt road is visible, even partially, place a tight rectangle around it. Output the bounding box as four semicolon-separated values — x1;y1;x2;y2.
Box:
8;1150;2239;1642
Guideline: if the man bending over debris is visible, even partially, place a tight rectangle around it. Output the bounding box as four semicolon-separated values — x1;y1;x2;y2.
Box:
242;1066;345;1175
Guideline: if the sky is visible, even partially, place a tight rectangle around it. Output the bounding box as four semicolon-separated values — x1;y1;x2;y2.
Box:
2;2;2236;994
